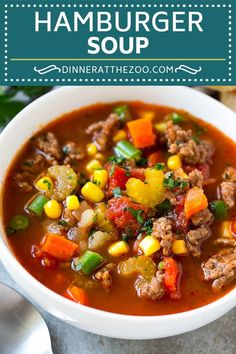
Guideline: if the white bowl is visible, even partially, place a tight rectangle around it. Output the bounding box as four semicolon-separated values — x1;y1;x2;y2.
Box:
0;86;236;339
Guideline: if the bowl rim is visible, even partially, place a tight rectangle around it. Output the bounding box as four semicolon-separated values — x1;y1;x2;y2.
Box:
0;85;236;323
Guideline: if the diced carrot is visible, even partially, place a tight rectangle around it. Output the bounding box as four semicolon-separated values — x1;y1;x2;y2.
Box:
127;118;156;148
148;151;164;167
163;257;179;294
184;186;208;219
63;286;88;305
41;233;79;261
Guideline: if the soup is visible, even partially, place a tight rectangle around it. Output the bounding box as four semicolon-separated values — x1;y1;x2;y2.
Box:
3;102;236;315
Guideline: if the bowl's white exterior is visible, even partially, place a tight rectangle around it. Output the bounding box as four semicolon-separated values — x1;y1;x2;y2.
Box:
0;86;236;340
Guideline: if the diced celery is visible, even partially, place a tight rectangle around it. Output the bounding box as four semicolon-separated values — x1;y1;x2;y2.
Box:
73;250;104;275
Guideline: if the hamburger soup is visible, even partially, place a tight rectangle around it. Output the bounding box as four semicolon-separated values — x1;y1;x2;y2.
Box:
3;101;236;315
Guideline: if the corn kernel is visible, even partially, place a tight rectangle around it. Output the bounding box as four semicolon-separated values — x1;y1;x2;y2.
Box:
86;143;97;156
81;182;104;203
44;200;62;219
108;241;129;257
35;177;53;191
139;236;160;256
139;111;155;120
221;221;233;238
155;122;167;133
172;240;188;255
113;130;127;143
95;153;105;162
167;155;182;171
86;159;102;174
93;169;109;189
66;195;80;210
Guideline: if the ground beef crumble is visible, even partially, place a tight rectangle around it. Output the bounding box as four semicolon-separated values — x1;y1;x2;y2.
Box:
223;166;236;183
191;208;214;227
152;217;173;256
94;263;116;290
202;248;236;292
218;167;236;208
63;141;85;165
186;226;211;257
135;271;165;300
21;154;46;174
218;181;235;208
14;172;33;192
164;190;178;205
34;132;62;164
189;169;204;188
165;121;214;165
86;113;119;151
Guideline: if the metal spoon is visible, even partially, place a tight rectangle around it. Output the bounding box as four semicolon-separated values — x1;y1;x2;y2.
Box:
0;283;53;354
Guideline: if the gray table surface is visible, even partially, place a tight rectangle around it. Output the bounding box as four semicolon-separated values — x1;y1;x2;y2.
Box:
0;262;236;354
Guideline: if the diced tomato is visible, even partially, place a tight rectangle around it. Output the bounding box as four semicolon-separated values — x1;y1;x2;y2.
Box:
130;168;145;181
170;195;188;233
106;164;145;195
175;195;185;213
63;286;88;305
107;196;148;234
163;257;181;299
106;165;129;193
148;151;164;167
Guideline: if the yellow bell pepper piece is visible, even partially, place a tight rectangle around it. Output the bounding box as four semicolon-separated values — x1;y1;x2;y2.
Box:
126;168;165;208
221;221;233;238
139;236;160;256
174;168;189;180
108;241;129;257
172;240;188;255
139;111;155;120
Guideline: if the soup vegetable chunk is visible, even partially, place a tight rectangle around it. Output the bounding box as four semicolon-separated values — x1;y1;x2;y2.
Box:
4;102;236;315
